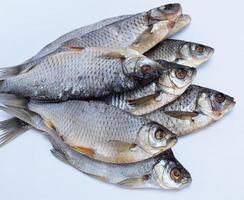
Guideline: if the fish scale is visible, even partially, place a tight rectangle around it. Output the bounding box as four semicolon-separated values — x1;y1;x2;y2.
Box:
144;85;235;136
27;15;132;63
104;61;197;115
162;85;200;112
28;100;149;163
23;4;182;64
63;14;149;49
145;39;186;61
0;47;163;100
0;93;177;164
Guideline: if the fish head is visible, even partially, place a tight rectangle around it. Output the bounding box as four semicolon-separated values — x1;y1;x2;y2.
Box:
197;88;236;120
156;61;197;95
136;122;178;154
123;55;163;84
131;4;182;54
148;4;182;24
152;151;192;189
177;42;214;67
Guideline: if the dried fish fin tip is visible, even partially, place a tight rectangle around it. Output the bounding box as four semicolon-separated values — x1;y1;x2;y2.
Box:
71;145;95;157
0;118;29;148
51;148;69;164
99;48;138;60
128;92;160;107
164;111;199;120
83;172;108;183
20;63;38;74
0;93;28;108
108;140;136;152
49;137;69;164
100;51;126;60
0;66;21;79
44;119;56;130
118;177;148;188
0;62;38;80
62;45;85;51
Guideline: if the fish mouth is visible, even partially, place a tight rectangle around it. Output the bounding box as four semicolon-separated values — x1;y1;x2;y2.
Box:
205;47;215;60
167;135;178;148
222;100;236;116
212;102;236;121
209;47;215;55
179;177;192;189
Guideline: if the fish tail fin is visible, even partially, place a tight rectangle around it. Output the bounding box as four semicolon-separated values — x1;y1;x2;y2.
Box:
0;93;28;108
0;59;38;80
0;65;22;80
0;93;37;127
0;117;30;148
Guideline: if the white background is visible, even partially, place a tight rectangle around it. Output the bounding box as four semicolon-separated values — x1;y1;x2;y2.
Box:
0;0;243;199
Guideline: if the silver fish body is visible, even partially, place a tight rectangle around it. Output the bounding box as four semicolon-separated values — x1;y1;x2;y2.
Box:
32;13;189;64
0;118;191;190
0;96;177;163
0;47;162;100
105;60;197;115
27;15;131;63
51;139;192;190
145;40;214;68
24;3;181;64
145;85;236;136
62;4;182;54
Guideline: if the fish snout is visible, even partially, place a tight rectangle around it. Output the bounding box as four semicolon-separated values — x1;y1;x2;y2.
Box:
167;134;178;148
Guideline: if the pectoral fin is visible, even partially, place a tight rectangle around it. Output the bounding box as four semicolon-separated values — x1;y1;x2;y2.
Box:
118;175;149;188
108;140;137;152
127;92;161;107
100;48;139;60
83;172;108;183
164;111;199;120
62;45;85;52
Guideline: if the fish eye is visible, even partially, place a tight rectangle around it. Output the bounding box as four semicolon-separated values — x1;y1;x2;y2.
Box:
215;93;226;104
175;68;187;80
140;65;152;74
196;45;205;54
143;174;150;181
170;168;183;182
155;129;166;140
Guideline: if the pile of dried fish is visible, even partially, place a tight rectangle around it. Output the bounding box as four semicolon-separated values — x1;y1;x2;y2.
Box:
0;3;235;190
